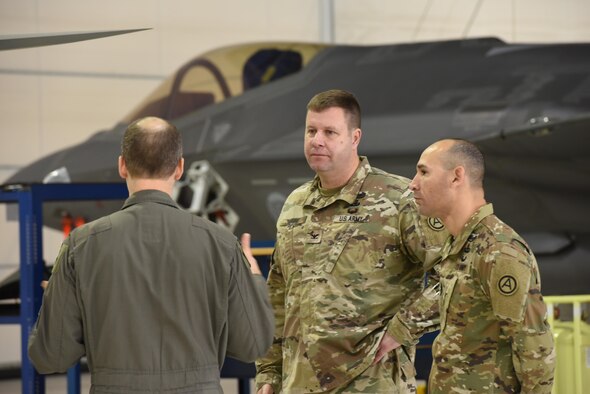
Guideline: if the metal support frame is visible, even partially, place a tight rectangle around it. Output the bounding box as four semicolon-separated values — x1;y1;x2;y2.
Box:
0;183;128;394
545;294;590;394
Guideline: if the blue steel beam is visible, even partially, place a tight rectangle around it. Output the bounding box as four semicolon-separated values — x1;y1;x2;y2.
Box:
0;183;129;394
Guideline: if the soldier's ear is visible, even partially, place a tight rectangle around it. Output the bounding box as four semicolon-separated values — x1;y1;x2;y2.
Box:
452;165;466;186
352;128;361;147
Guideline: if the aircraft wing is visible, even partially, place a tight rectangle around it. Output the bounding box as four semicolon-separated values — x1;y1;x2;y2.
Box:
0;29;150;51
476;115;590;234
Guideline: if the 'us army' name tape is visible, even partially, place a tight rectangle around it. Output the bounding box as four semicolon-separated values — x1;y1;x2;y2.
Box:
333;215;370;223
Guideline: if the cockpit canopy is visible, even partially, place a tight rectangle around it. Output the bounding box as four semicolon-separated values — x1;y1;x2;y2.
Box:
122;42;328;122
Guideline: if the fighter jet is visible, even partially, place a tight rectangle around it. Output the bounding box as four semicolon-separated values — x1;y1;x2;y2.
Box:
5;37;590;295
0;28;150;51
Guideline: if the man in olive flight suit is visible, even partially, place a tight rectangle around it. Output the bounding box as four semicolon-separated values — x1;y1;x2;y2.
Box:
410;138;555;393
256;90;447;393
29;116;274;393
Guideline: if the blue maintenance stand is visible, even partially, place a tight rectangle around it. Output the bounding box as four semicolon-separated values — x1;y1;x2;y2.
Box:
0;183;129;394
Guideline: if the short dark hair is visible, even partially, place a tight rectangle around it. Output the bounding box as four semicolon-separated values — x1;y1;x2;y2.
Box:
445;139;485;187
122;117;182;178
306;89;361;130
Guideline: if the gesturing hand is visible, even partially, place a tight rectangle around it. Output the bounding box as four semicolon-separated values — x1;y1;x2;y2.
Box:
241;233;262;275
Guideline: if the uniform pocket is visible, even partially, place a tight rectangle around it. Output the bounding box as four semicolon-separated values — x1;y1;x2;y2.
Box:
396;345;417;380
323;227;358;273
440;276;458;331
278;216;307;273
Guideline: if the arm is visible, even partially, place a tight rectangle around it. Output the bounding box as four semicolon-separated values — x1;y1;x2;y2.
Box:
387;192;447;346
511;323;555;394
255;245;286;394
28;239;85;374
386;278;441;346
225;234;274;363
483;246;555;393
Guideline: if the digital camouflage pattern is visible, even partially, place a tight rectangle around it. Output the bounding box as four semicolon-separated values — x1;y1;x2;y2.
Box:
429;203;555;394
255;157;447;393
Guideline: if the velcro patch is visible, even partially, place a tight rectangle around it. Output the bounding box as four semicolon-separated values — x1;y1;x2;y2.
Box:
498;275;518;295
333;214;369;223
305;229;322;244
427;217;445;231
490;255;531;322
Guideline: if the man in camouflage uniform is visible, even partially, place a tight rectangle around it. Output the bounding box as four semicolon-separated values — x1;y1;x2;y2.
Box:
410;138;555;393
255;90;447;393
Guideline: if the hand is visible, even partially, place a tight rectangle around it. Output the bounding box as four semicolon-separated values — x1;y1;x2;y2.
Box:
241;233;262;275
373;333;401;365
40;281;49;290
257;384;274;394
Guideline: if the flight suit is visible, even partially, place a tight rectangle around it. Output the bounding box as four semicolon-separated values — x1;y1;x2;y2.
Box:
29;190;274;394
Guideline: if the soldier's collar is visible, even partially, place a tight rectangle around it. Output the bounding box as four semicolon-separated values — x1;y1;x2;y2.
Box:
304;156;370;208
447;203;494;255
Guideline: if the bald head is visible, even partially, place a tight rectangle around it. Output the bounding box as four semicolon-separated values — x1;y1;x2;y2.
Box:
436;138;485;188
122;116;182;179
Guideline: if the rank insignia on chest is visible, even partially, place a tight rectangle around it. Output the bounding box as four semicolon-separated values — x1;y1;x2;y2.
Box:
305;229;322;244
333;214;369;223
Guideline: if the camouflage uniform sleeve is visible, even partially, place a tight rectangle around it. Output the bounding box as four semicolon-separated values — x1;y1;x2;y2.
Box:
479;244;556;393
386;192;447;346
255;247;285;393
398;192;448;271
386;280;441;347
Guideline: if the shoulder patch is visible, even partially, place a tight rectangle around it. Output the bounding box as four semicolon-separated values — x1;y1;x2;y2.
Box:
490;255;531;322
498;274;518;295
427;217;445;231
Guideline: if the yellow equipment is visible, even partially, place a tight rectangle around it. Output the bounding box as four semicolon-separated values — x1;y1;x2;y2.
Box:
545;295;590;394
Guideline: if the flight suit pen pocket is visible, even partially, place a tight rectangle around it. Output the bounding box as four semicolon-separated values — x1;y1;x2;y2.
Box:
324;228;358;273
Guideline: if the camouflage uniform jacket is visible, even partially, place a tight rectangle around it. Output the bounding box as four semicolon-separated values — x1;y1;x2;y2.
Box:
429;203;555;394
256;157;446;393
